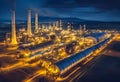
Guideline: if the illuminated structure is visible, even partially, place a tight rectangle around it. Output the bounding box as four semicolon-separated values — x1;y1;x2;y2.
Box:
54;35;113;74
1;2;117;81
80;25;83;36
83;24;86;33
3;14;114;81
10;9;18;45
27;9;32;36
56;21;59;27
67;22;71;32
85;32;106;42
35;12;39;31
59;20;62;30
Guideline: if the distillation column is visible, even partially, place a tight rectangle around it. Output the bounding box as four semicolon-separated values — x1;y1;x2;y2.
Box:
10;9;18;45
67;22;71;32
27;9;32;36
35;12;39;31
59;20;62;30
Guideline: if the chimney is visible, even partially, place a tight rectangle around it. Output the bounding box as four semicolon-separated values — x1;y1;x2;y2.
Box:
67;22;71;32
11;9;18;45
35;12;38;31
27;9;32;36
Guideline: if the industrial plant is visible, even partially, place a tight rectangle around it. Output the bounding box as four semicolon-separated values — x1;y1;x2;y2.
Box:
0;1;120;82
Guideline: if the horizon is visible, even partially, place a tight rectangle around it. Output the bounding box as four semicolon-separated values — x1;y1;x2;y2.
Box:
1;15;120;22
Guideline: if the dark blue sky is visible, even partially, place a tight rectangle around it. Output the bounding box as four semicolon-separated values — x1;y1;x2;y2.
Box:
0;0;120;21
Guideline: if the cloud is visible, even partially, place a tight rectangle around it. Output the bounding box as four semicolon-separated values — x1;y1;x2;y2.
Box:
43;0;120;10
0;0;120;21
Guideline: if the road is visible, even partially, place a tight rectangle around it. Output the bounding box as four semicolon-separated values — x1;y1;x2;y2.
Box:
23;69;46;82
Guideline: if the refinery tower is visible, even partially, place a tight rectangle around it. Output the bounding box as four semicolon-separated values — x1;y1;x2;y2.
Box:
35;12;39;31
27;9;32;36
10;8;18;45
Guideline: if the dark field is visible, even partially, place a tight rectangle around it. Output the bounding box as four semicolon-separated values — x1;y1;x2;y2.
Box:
77;41;120;82
77;55;120;82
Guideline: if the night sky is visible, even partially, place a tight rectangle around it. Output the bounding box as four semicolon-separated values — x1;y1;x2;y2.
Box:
0;0;120;21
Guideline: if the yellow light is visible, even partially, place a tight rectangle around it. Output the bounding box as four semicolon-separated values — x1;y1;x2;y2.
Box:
72;36;76;40
48;64;60;75
79;42;84;45
31;42;35;45
20;49;31;58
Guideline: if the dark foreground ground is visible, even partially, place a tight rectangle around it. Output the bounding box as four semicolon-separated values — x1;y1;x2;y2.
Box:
77;55;120;82
77;40;120;82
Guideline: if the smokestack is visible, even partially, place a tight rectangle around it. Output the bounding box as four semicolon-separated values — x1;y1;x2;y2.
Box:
67;22;71;32
80;25;83;36
80;25;82;31
11;9;18;45
35;12;38;31
27;9;32;36
83;24;86;31
60;20;62;30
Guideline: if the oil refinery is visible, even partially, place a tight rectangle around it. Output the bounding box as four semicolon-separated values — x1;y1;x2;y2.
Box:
0;1;120;82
